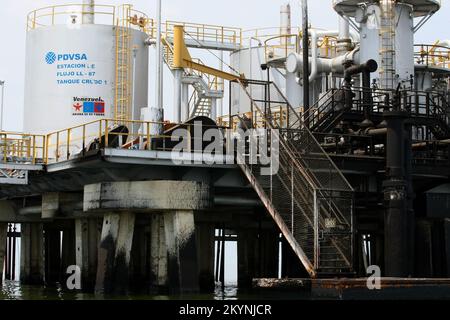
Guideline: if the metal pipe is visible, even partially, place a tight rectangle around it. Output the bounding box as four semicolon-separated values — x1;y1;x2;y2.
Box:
181;83;189;122
280;3;291;45
155;0;163;112
0;80;4;131
173;69;182;123
301;0;310;123
82;0;95;24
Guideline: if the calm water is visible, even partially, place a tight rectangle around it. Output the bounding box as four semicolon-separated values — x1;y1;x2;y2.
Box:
0;280;311;300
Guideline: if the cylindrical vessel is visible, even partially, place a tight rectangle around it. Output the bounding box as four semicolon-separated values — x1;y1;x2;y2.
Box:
23;5;149;142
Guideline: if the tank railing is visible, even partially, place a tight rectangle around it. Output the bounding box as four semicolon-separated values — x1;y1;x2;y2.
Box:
27;4;150;32
264;34;299;63
414;44;450;69
0;133;46;165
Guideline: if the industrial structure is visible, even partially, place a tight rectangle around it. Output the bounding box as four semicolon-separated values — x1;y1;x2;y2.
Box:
0;0;450;295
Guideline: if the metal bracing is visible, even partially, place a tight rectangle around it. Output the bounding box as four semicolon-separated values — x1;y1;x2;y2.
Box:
233;80;354;276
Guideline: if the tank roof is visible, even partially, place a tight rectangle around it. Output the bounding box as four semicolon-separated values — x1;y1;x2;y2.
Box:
333;0;441;17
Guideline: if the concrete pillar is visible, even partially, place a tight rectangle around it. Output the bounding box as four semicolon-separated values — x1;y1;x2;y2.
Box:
44;226;62;284
164;210;199;292
61;223;76;284
0;223;7;283
256;229;279;278
20;223;45;284
75;218;100;291
150;213;168;290
237;229;257;288
95;212;135;294
130;221;149;291
196;222;215;292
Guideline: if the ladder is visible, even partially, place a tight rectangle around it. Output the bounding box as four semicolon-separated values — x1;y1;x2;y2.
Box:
114;5;133;123
236;80;354;277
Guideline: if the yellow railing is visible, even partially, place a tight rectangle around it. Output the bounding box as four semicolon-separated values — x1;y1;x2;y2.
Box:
160;21;242;47
0;133;46;165
415;44;450;69
27;4;149;32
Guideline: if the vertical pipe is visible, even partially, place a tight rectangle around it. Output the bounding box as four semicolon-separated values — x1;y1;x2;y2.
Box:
0;81;4;131
219;51;224;116
155;0;163;111
181;84;189;122
173;69;182;123
301;0;310;126
211;99;217;121
220;225;225;290
131;47;138;135
82;0;95;24
11;224;16;280
280;4;291;45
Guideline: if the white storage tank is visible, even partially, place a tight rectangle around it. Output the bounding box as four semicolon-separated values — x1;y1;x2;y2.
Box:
23;3;149;138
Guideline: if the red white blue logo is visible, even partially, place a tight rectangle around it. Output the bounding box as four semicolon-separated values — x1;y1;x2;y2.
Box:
73;97;105;116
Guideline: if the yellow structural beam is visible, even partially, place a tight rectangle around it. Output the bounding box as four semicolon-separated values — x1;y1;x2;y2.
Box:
172;25;243;82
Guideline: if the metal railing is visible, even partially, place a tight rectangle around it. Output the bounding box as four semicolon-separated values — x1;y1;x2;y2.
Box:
415;44;450;69
0;132;46;165
233;79;354;275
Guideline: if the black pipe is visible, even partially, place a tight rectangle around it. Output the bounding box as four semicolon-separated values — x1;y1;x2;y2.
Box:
302;0;310;127
343;59;378;120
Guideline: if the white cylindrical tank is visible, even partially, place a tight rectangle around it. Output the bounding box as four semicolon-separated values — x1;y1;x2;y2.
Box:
230;47;285;115
23;8;149;141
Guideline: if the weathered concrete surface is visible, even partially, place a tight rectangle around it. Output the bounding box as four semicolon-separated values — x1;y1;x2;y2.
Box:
42;193;83;219
95;212;136;294
150;214;168;290
0;223;7;284
237;229;257;288
164;210;199;292
195;222;215;292
76;218;101;291
20;223;45;284
84;181;211;212
44;226;62;284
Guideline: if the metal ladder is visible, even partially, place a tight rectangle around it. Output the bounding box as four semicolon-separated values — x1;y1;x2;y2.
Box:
236;80;354;277
114;5;133;123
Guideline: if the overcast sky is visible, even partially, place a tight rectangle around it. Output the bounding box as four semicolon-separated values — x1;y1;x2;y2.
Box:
0;0;448;131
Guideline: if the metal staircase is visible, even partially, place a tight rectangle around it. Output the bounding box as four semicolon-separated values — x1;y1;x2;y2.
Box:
235;80;354;277
114;5;133;123
161;39;223;118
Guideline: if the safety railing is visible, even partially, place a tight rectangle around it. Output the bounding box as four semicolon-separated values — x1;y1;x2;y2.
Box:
156;21;242;47
27;4;150;32
415;44;450;69
44;118;230;164
0;133;46;165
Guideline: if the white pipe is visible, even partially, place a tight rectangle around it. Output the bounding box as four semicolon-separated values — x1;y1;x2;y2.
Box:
280;3;291;45
82;0;95;24
181;83;189;121
287;47;360;76
155;0;163;113
309;29;339;82
131;47;138;135
173;69;182;123
211;99;217;121
338;16;350;40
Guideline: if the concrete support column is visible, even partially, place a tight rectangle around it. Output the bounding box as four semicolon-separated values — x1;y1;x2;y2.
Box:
75;218;101;291
237;229;257;288
44;226;62;284
130;221;149;291
195;222;215;292
0;223;7;283
95;212;136;294
150;213;168;290
164;210;199;293
61;223;76;284
20;223;45;284
256;230;279;278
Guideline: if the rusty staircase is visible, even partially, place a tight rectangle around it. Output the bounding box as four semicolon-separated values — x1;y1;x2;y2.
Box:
235;80;354;277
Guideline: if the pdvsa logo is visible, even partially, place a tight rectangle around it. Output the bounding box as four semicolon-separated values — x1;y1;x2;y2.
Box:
45;51;88;64
45;52;57;64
